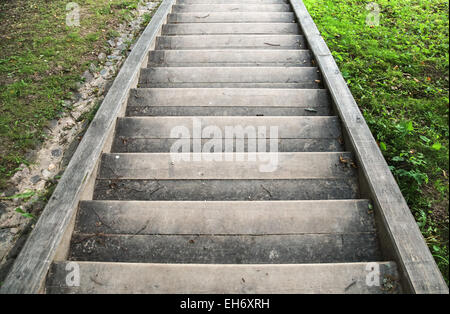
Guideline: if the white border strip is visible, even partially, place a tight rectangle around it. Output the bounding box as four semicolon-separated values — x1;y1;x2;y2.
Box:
0;0;176;294
290;0;447;293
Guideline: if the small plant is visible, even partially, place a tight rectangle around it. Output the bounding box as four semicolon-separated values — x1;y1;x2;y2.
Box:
15;208;36;220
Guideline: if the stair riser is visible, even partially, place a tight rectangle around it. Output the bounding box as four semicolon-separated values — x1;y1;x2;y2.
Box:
70;233;380;264
112;138;343;153
126;106;330;116
93;179;360;201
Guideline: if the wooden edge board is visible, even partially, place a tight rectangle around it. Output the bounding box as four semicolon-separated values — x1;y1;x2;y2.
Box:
0;0;176;294
289;0;448;294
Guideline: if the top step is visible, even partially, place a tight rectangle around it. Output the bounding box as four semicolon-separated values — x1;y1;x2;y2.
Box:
177;0;289;4
172;4;292;12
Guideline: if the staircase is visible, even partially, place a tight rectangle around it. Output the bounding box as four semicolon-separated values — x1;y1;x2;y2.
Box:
45;0;400;293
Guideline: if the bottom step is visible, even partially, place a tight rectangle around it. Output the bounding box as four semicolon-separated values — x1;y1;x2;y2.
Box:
46;262;400;294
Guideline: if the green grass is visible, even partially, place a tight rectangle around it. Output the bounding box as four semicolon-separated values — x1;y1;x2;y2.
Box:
0;0;154;188
303;0;449;284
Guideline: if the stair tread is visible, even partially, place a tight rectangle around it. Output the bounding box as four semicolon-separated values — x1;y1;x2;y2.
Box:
128;88;330;107
172;4;292;12
168;12;295;23
46;261;399;294
76;200;375;235
98;152;357;180
139;67;320;88
156;34;305;49
162;23;300;35
148;49;312;67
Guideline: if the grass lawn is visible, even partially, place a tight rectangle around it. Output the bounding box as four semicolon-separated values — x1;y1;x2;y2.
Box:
0;0;156;188
303;0;449;283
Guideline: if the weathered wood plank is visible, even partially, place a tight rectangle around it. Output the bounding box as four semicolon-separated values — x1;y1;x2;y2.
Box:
46;262;400;294
0;0;177;294
75;200;376;235
289;0;448;294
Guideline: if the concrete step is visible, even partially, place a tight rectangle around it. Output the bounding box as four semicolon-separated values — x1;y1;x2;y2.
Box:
147;49;312;67
161;23;300;35
46;262;399;294
111;116;343;152
93;177;359;201
127;88;330;110
156;35;305;49
172;4;292;13
98;152;356;179
93;153;359;200
177;0;289;4
68;233;380;263
76;200;375;235
138;67;321;88
167;12;295;23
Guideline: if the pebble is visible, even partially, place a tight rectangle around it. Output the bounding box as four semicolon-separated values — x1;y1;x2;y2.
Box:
48;164;56;171
89;63;97;73
30;175;41;184
81;70;94;83
42;169;52;179
51;149;62;157
98;52;106;61
107;55;121;60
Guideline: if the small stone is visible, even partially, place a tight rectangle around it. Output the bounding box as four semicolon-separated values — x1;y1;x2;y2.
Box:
98;52;106;61
89;63;97;73
81;70;94;83
10;228;19;235
0;202;6;216
51;149;62;157
105;61;113;66
107;39;116;47
42;169;51;179
107;55;121;60
100;68;108;76
30;175;41;184
48;164;56;171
